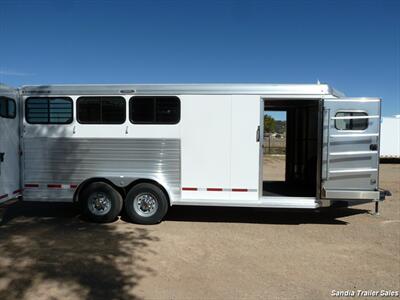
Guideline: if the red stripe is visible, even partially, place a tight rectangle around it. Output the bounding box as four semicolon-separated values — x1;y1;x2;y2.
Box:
48;184;62;189
25;184;39;188
182;187;197;191
0;194;8;200
13;189;23;194
232;188;248;192
182;187;250;192
70;184;78;189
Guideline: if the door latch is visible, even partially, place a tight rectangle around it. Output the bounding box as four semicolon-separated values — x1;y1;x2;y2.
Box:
370;144;378;151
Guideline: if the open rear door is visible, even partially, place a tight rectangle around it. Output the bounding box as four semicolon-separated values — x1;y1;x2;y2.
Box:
321;98;381;201
0;84;21;204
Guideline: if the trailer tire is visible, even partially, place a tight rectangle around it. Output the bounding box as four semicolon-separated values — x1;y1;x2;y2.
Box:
124;183;168;224
80;182;123;223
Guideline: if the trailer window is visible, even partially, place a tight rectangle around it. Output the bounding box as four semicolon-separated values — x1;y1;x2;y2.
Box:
0;97;16;119
335;112;368;130
26;97;72;124
130;96;180;124
77;97;126;124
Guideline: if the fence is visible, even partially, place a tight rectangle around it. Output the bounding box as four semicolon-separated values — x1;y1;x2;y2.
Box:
263;136;286;154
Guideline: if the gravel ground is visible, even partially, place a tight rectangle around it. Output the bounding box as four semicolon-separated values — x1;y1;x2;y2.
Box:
0;164;399;300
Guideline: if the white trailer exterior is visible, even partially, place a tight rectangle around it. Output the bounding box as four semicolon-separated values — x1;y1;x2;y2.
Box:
0;83;388;223
0;84;21;205
380;116;400;159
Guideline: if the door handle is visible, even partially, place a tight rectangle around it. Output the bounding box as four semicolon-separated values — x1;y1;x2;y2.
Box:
256;126;260;142
0;152;4;162
370;144;378;151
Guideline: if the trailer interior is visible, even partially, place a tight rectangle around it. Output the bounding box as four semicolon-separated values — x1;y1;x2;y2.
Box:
263;99;321;197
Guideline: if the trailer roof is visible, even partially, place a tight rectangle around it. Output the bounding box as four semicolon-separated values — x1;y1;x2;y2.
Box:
0;83;18;97
0;83;16;92
20;83;345;97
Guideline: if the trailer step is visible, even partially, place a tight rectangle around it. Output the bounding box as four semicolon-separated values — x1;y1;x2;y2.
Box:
259;197;319;209
174;197;319;209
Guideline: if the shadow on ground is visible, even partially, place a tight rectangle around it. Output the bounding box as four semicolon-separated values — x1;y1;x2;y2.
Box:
0;200;370;299
0;201;158;300
165;205;369;225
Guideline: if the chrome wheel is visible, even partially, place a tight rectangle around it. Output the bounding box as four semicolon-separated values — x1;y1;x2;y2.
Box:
133;193;158;217
88;192;112;216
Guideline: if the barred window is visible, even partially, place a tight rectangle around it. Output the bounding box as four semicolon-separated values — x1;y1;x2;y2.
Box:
335;112;368;130
26;97;72;124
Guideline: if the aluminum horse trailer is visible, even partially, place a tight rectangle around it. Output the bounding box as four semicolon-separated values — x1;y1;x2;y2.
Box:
0;83;389;223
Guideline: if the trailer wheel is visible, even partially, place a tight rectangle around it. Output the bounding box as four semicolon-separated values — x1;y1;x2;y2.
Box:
80;182;123;223
124;183;169;224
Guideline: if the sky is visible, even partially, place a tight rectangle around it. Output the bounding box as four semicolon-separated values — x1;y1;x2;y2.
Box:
0;0;399;117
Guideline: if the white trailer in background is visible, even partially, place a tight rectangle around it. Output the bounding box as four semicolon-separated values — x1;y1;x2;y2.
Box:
380;116;400;159
0;83;390;224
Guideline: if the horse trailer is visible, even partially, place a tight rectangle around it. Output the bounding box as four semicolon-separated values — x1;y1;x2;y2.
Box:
0;83;389;223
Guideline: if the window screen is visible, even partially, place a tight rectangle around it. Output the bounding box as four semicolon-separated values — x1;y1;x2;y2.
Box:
130;96;180;124
26;97;72;124
77;97;126;124
335;112;368;130
0;97;16;119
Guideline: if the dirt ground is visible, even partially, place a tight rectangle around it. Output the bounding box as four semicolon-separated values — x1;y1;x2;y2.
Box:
264;154;286;181
0;164;399;300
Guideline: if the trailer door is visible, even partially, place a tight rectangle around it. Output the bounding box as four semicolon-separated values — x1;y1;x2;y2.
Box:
321;98;381;200
0;87;20;204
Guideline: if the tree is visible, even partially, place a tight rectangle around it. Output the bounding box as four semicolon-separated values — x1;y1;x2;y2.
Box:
264;114;276;133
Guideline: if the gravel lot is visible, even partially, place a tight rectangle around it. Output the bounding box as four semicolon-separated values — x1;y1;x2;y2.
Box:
0;164;399;300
